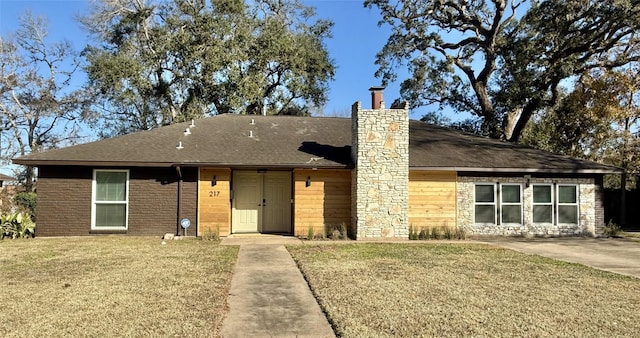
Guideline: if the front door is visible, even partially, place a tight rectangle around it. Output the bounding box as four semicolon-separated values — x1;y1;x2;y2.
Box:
231;171;292;233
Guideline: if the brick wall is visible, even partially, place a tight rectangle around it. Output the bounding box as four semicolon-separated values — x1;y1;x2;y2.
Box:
36;166;197;237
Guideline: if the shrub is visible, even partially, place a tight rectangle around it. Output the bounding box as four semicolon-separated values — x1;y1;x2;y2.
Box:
418;228;429;240
201;225;220;241
602;220;621;238
307;225;315;240
14;192;36;216
409;225;418;240
431;226;442;240
443;226;453;240
455;227;467;240
1;212;35;239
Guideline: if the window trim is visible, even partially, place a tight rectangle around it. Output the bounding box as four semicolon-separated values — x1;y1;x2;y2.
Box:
500;184;523;225
474;183;497;225
91;169;130;230
557;184;579;225
532;184;554;224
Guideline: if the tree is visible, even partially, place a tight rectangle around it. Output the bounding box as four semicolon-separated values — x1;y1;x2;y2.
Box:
81;0;335;137
365;0;640;141
0;12;89;191
522;67;640;189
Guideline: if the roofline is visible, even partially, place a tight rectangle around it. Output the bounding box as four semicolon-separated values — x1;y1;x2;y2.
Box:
13;160;620;174
409;166;623;174
12;159;353;169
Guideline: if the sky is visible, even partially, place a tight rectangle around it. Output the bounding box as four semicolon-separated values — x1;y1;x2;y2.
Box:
0;0;432;115
0;0;446;175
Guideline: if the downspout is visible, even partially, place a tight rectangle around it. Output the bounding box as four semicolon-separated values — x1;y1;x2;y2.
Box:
176;165;182;236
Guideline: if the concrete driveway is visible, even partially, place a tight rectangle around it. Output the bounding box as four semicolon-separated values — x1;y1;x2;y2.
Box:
481;237;640;278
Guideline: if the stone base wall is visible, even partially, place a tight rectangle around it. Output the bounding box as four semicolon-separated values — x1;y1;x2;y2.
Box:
457;176;600;237
351;102;409;239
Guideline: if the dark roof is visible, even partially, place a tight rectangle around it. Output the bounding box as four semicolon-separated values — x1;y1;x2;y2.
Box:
0;173;15;181
13;115;621;174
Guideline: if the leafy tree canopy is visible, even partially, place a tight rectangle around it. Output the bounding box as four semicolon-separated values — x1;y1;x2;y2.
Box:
82;0;335;137
365;0;640;141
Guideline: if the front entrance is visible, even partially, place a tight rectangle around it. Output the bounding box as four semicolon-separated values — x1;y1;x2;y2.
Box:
232;170;292;234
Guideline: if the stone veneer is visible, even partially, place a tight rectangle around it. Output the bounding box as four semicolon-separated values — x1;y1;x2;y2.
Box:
351;101;409;239
457;176;602;236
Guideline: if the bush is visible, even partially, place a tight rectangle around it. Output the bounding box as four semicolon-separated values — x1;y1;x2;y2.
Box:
307;225;315;240
409;225;418;240
602;220;621;238
14;192;36;216
1;212;35;239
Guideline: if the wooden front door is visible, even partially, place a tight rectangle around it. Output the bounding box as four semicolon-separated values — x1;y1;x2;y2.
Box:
231;171;292;234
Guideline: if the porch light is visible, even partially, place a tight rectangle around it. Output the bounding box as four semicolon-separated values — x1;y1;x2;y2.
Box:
211;175;217;186
524;175;531;188
306;176;311;187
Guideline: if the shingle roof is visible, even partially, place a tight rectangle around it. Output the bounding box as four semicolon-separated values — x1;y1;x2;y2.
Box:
12;114;621;174
0;173;15;181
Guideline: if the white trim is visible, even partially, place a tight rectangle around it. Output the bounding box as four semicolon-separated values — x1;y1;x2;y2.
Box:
474;183;497;225
500;183;523;225
91;169;130;230
557;184;579;225
532;184;554;224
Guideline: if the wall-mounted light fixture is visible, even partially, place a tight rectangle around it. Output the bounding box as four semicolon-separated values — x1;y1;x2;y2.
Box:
211;175;217;187
305;176;311;187
524;175;531;188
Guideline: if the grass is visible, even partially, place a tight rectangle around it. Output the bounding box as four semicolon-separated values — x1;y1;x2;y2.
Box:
0;237;238;337
288;243;640;337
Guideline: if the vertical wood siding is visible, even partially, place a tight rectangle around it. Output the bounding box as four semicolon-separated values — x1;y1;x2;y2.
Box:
293;169;351;237
409;171;457;229
198;168;231;236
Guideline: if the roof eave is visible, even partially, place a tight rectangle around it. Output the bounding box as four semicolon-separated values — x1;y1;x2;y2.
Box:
13;159;353;169
409;166;623;174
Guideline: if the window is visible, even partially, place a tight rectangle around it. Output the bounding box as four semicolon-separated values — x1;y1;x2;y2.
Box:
557;185;578;224
533;185;553;223
474;184;496;224
501;184;522;224
531;184;578;224
92;170;129;229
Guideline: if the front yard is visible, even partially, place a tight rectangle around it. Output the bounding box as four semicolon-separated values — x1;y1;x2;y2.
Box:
289;243;640;337
3;238;639;337
0;237;237;337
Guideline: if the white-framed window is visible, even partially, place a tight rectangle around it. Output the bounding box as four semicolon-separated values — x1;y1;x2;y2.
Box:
531;184;579;225
557;185;578;224
474;184;496;224
500;184;522;224
92;169;129;230
532;184;554;223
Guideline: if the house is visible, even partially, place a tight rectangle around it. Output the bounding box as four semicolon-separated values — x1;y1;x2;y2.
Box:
13;88;621;238
0;173;15;188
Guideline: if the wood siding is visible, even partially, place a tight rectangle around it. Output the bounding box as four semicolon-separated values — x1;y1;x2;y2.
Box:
293;169;351;237
409;171;457;229
198;168;231;236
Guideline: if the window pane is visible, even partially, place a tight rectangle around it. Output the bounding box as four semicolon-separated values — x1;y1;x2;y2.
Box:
533;205;552;223
558;186;577;203
96;172;127;201
502;185;521;203
502;205;521;224
475;185;494;203
558;205;578;224
533;186;551;203
475;205;495;223
95;204;126;227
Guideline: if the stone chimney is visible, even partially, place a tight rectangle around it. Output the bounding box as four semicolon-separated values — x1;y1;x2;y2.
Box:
351;87;409;239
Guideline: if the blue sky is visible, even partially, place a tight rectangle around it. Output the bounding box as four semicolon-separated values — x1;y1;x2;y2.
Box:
0;0;438;118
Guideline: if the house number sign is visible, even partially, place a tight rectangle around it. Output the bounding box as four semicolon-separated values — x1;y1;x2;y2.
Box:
209;191;220;197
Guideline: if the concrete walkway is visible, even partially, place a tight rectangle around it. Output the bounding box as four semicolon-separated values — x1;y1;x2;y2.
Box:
480;237;640;278
220;242;335;338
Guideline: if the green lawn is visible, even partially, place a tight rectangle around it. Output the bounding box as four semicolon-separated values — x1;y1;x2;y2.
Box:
288;243;640;337
0;237;238;337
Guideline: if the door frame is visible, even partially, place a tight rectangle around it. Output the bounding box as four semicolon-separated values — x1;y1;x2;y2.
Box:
231;169;293;234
